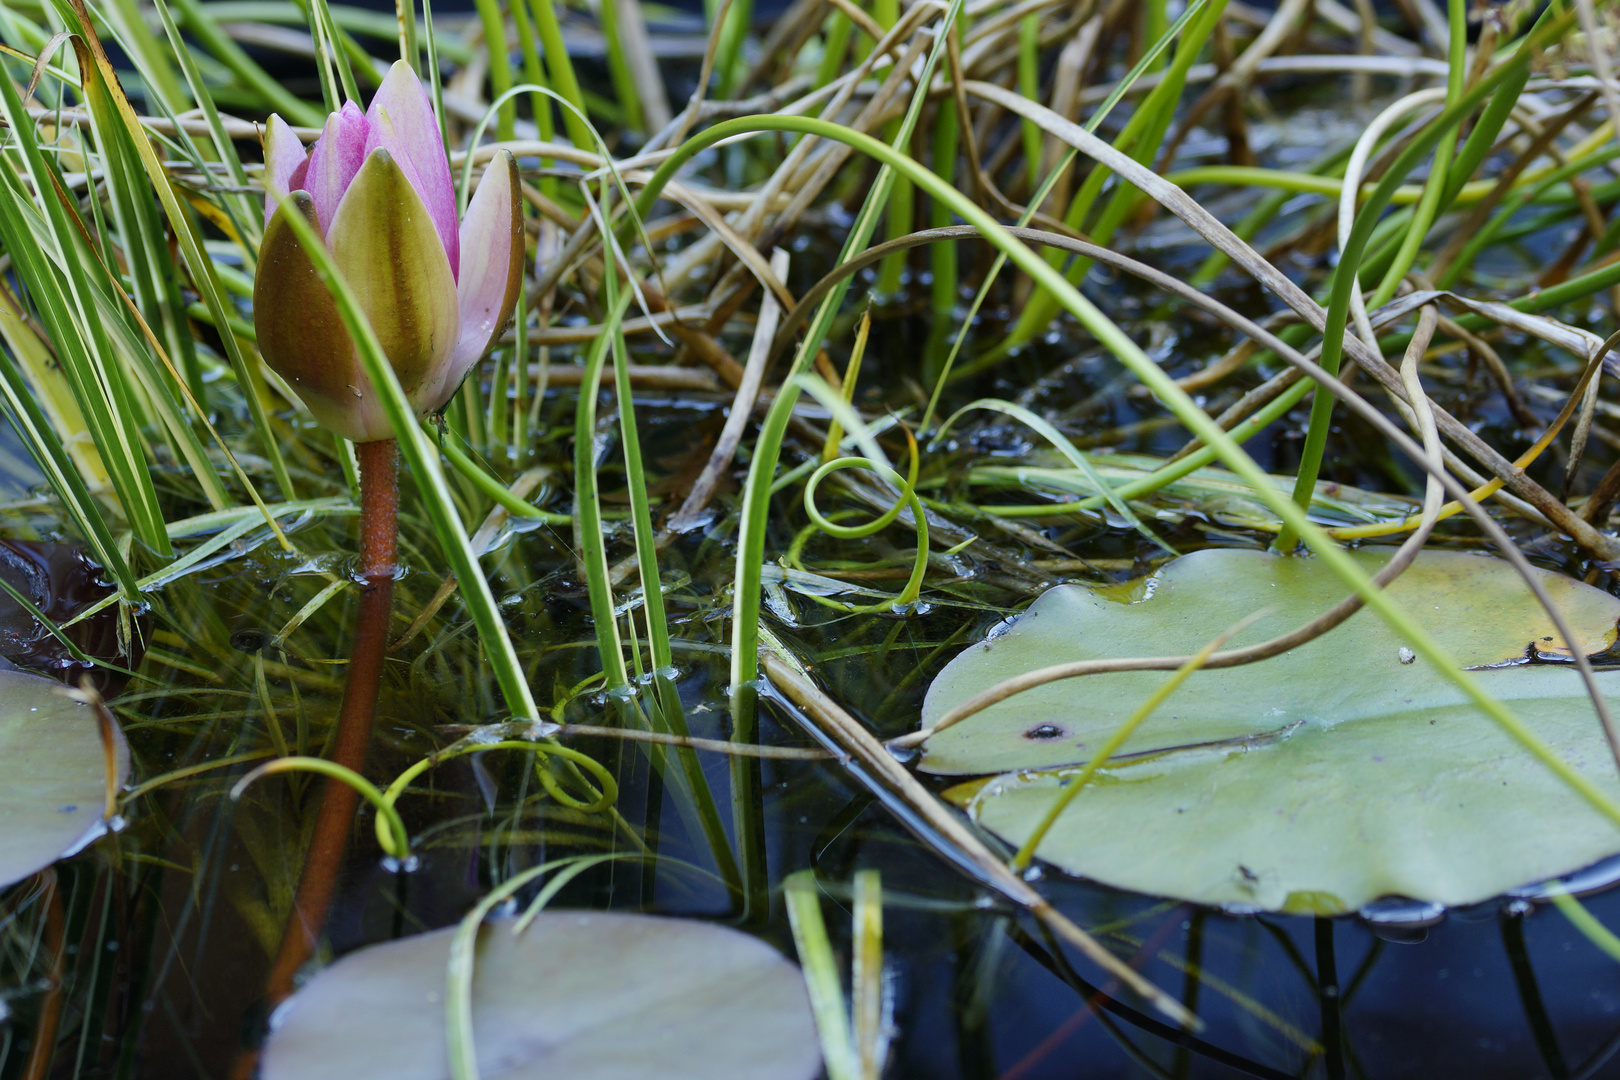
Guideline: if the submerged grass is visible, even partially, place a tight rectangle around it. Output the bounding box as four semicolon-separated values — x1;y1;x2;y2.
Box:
5;0;1620;1075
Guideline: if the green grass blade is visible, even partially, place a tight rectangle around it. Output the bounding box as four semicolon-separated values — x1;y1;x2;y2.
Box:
919;0;1211;430
638;110;1620;837
0;56;171;555
1275;1;1572;549
596;0;644;133
521;0;593;150
0;334;137;598
472;0;515;139
68;13;297;501
167;0;323;125
1005;0;1226;350
601;263;742;894
935;399;1175;554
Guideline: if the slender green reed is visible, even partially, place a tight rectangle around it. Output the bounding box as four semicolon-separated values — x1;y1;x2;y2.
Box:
637;112;1620;833
719;0;964;744
473;0;515;139
67;14;297;500
1277;2;1573;548
523;0;597;150
785;871;858;1080
169;0;322;124
919;0;1208;430
0;48;170;561
1002;0;1226;352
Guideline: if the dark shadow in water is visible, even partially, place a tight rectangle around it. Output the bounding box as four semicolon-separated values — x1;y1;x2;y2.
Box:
1006;920;1296;1080
1504;906;1570;1078
0;540;141;693
1316;919;1345;1080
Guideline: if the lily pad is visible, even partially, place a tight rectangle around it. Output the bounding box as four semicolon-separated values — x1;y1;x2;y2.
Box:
0;665;126;889
261;912;822;1080
921;548;1620;913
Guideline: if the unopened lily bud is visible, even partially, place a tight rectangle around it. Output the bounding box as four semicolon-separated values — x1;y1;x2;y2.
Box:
254;61;524;443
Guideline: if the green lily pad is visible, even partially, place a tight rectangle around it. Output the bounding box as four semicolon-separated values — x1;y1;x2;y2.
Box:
923;548;1620;775
920;548;1620;913
261;912;821;1080
0;665;125;889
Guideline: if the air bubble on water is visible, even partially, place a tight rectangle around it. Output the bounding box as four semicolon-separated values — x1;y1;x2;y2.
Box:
1358;896;1444;927
380;854;421;874
1021;865;1044;882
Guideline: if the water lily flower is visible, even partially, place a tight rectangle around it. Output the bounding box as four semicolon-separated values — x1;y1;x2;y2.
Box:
254;61;524;443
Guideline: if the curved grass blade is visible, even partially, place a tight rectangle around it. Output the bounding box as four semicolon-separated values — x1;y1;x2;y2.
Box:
935;399;1175;554
0;52;170;559
635;110;1620;837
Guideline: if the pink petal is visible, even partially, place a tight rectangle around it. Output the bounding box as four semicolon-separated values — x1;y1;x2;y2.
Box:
304;101;369;238
262;114;309;229
431;150;524;409
363;61;458;278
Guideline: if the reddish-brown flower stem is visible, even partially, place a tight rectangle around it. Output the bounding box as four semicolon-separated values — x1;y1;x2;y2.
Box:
22;870;64;1080
263;437;398;1007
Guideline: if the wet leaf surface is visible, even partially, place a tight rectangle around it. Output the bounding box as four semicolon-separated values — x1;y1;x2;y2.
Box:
260;912;822;1080
922;548;1620;912
0;665;124;889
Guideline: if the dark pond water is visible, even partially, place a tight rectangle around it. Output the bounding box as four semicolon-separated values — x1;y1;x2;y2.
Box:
6;70;1620;1080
